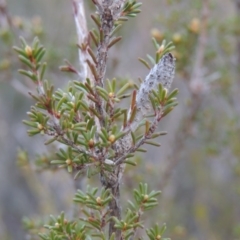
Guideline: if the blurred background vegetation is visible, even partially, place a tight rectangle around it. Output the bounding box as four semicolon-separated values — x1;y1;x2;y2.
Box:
0;0;240;239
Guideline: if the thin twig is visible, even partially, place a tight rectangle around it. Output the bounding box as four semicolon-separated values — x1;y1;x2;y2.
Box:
0;0;12;28
72;0;92;82
235;0;240;67
189;0;209;94
72;0;102;132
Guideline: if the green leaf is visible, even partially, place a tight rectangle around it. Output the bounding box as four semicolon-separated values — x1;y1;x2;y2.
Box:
58;148;68;159
34;46;44;59
114;131;126;141
18;70;37;82
109;233;116;240
110;24;122;37
167;88;179;99
22;120;38;127
67;165;73;173
35;48;46;62
27;129;41;136
108;36;122;48
32;36;39;50
91;14;101;28
51;160;66;164
143;202;158;210
12;46;28;58
159;223;167;235
118;16;129;22
128;106;137;124
124;159;137;166
147;54;156;65
148;190;161;199
150;131;167;139
96;86;109;100
136;148;147;152
152;37;160;50
19;36;27;47
116;82;130;97
160;88;168;102
89;30;99;47
40;62;47;80
162;106;174;117
138;58;151;70
18;55;33;68
145;141;161;147
44;137;58;145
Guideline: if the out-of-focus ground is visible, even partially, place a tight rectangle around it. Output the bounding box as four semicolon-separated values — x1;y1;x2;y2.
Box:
0;0;240;239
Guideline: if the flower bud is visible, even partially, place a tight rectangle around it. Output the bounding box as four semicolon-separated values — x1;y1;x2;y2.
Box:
108;134;116;143
88;139;95;148
55;222;60;228
65;159;72;165
151;28;164;42
37;123;43;130
25;45;33;57
108;92;114;98
143;194;149;201
172;33;182;43
157;44;165;54
96;197;102;204
189;18;200;34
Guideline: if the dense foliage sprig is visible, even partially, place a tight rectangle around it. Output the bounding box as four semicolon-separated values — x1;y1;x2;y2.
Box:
14;1;178;239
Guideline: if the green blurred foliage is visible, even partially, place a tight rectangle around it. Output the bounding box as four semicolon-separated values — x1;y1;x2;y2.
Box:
147;1;240;239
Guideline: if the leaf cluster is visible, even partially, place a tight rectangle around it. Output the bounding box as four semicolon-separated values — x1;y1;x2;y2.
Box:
13;1;179;239
26;184;168;240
